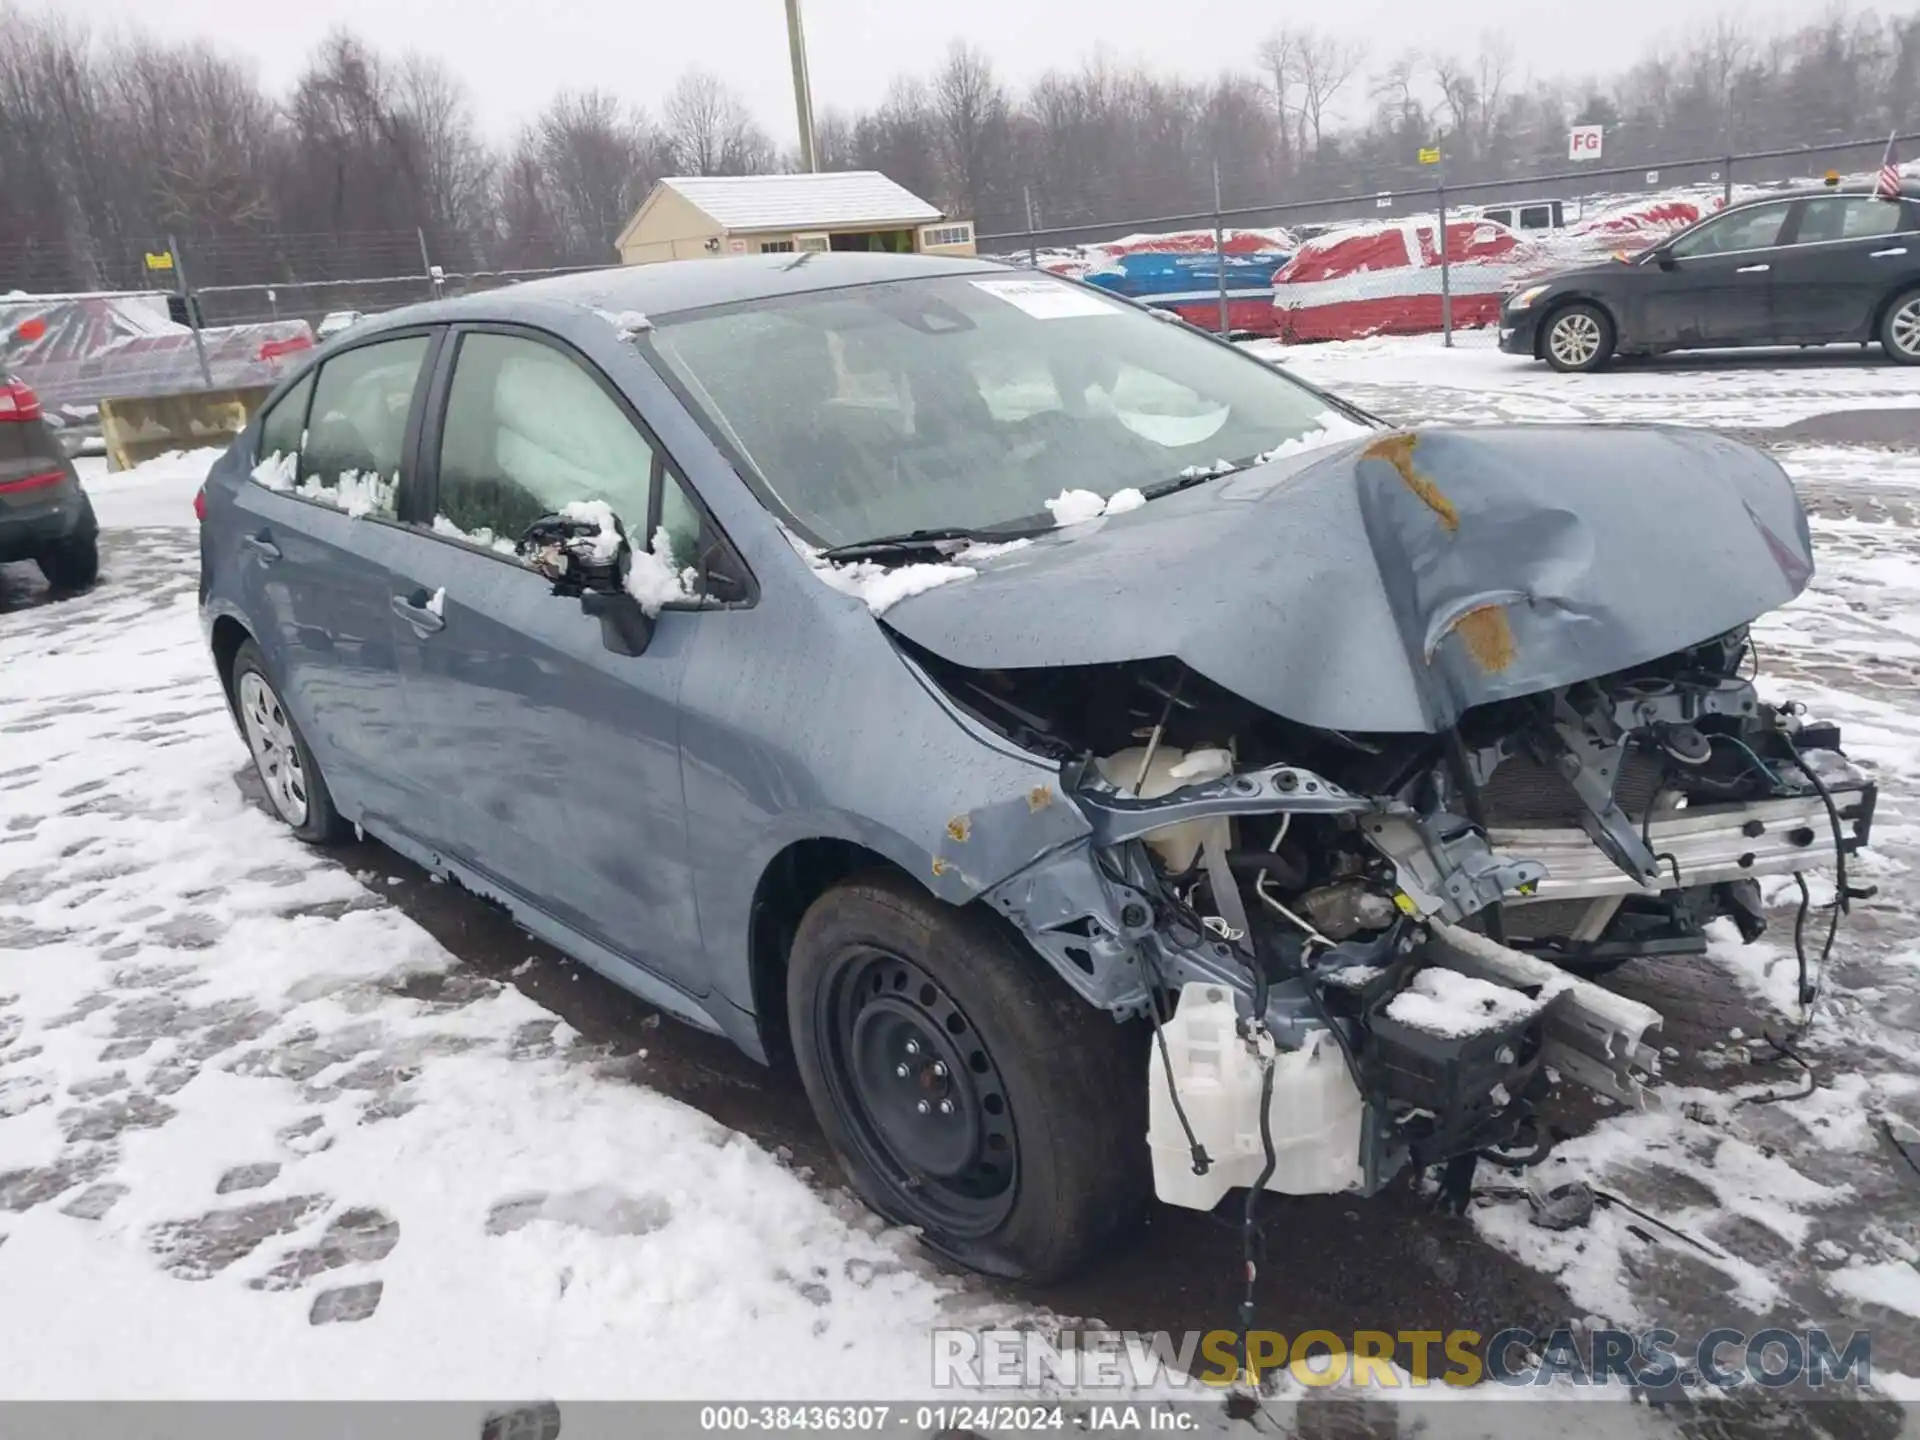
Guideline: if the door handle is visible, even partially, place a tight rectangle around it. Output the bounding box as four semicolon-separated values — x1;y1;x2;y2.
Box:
1873;247;1909;258
242;532;281;563
1736;264;1770;273
390;592;446;635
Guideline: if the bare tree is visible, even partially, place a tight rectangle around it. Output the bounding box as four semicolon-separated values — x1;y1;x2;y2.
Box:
1294;29;1367;154
664;70;775;176
931;42;1012;220
390;54;493;257
1256;31;1298;172
529;89;671;262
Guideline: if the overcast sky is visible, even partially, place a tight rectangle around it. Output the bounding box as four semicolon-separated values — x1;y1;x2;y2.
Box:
63;0;1813;144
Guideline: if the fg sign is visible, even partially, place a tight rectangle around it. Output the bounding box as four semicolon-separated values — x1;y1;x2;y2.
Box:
1569;125;1604;160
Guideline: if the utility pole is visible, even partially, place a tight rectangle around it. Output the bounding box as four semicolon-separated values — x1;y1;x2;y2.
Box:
785;0;819;172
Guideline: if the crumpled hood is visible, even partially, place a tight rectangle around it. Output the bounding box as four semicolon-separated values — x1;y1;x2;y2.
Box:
881;425;1813;734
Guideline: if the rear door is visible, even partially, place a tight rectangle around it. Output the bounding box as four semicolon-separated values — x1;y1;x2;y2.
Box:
228;331;440;825
1767;195;1920;341
1643;200;1795;346
381;324;714;992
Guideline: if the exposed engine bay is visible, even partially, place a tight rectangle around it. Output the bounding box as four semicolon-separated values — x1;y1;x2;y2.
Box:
904;627;1877;1208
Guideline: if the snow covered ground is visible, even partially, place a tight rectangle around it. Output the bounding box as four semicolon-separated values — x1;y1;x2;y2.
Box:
2;365;1918;1427
1253;330;1920;430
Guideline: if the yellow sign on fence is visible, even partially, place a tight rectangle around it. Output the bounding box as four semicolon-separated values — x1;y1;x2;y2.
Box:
144;250;174;272
1418;146;1441;165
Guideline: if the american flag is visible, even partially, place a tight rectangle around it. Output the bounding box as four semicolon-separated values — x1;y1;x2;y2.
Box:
1876;131;1903;201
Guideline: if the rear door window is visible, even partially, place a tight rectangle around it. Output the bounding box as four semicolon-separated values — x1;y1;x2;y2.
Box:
1792;196;1907;245
250;336;430;521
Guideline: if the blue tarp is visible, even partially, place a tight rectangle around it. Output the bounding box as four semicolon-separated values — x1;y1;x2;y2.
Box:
1079;250;1291;307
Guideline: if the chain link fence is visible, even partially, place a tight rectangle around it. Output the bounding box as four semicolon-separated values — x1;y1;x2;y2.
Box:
979;129;1920;345
8;126;1917;419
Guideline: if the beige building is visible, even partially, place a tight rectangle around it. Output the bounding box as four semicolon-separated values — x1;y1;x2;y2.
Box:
616;172;976;266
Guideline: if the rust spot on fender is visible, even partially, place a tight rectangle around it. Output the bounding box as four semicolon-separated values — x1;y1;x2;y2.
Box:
1027;785;1053;812
1451;605;1517;673
931;856;954;877
946;815;972;843
1363;432;1458;532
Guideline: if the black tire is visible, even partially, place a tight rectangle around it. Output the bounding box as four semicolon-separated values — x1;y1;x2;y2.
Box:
1879;287;1920;364
788;871;1148;1281
228;639;350;845
1540;302;1616;373
37;531;98;590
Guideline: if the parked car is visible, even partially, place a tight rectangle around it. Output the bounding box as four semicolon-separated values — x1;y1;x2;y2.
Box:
198;253;1874;1280
315;310;366;341
1499;182;1920;370
0;369;98;589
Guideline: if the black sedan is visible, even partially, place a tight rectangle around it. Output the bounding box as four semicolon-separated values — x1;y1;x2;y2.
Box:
1499;183;1920;371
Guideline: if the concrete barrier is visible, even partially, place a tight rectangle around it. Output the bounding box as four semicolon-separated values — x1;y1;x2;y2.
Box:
99;384;273;472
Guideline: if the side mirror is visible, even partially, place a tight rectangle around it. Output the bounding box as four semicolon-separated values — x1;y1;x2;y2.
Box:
517;510;655;657
581;589;655;656
1650;245;1678;269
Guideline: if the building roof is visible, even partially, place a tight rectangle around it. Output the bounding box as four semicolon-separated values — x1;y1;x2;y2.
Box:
654;171;945;233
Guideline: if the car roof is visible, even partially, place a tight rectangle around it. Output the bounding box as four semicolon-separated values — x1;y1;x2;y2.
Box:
356;251;1016;337
1729;181;1920;207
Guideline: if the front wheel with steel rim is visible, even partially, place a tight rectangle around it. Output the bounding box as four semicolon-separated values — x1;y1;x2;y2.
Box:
1542;302;1615;373
788;872;1149;1282
1880;288;1920;365
228;639;349;844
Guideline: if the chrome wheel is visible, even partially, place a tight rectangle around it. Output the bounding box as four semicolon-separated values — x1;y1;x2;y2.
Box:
1890;298;1920;358
1548;311;1603;369
237;670;309;827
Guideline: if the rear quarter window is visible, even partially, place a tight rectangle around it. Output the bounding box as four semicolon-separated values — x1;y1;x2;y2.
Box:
256;373;313;473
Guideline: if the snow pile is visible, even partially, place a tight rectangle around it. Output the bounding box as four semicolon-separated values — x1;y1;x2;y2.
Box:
553;500;698;615
250;450;296;490
594;309;652;341
431;514;518;556
625;526;700;615
1044;487;1147;525
1829;1260;1920;1320
1383;967;1541;1037
79;447;225;529
1176;460;1237;481
786;532;978;616
557;499;624;563
250;452;395;519
1254;410;1374;463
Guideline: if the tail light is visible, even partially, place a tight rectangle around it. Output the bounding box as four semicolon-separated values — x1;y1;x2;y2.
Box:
193;485;208;522
0;378;43;423
0;470;64;494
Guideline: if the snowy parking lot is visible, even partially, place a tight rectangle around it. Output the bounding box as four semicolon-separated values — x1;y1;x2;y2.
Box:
3;338;1920;1429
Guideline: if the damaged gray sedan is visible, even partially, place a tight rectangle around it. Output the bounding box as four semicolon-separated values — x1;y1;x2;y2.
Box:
198;252;1875;1283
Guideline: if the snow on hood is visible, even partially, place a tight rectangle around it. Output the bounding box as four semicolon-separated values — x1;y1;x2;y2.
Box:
879;425;1814;734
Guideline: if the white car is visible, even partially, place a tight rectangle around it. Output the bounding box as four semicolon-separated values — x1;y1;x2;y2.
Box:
315;310;366;341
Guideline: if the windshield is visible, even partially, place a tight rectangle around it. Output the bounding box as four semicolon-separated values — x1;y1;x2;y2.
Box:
649;272;1369;547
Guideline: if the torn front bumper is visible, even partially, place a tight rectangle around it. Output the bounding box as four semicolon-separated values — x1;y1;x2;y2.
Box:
986;733;1872;1213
